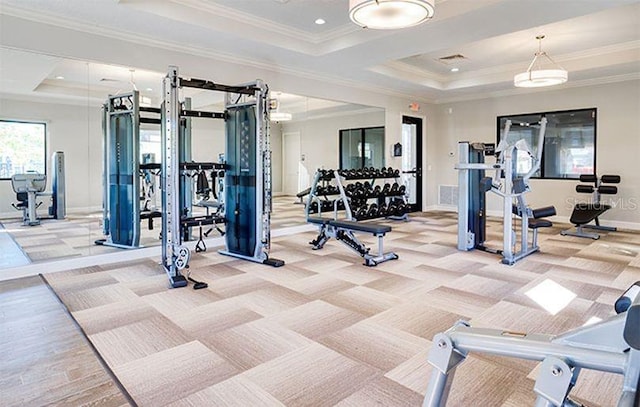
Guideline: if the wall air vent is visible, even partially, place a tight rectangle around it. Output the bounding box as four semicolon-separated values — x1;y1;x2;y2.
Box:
438;185;458;206
437;54;467;66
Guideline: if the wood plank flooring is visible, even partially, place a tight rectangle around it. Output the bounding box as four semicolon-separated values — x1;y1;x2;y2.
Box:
0;275;130;406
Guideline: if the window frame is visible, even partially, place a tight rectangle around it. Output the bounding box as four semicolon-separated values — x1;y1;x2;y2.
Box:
0;119;48;181
338;125;385;170
496;107;597;180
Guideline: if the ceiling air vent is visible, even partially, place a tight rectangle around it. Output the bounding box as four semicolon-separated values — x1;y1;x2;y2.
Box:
100;78;121;83
437;54;467;66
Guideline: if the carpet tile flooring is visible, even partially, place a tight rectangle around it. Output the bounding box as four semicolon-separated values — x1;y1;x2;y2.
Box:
1;197;638;406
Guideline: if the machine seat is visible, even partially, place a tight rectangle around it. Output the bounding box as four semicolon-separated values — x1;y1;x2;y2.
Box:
528;219;553;229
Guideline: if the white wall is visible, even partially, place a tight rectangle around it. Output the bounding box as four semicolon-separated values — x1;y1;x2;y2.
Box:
431;79;640;227
280;109;385;191
0;98;103;217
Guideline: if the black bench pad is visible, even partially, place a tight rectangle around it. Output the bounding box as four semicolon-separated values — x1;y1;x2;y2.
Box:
528;219;552;229
570;204;611;225
330;220;391;235
297;187;311;198
307;217;332;225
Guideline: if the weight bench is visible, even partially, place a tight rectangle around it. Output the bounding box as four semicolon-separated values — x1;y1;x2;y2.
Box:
308;217;398;266
561;174;620;240
295;187;311;204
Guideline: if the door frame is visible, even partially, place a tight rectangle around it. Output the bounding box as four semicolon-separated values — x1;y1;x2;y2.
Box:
402;115;423;212
282;131;301;195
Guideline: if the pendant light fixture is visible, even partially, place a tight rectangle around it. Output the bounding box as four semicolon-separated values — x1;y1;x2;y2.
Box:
514;35;568;88
349;0;435;30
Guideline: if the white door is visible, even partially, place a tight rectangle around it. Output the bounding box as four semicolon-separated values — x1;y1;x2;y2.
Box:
283;132;301;195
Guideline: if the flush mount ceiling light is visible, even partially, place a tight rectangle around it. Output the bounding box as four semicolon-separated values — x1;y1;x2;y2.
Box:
514;35;568;88
269;98;292;122
270;111;292;122
349;0;435;30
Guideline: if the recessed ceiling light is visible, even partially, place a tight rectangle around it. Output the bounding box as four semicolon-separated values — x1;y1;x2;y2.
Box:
450;68;459;72
146;87;153;91
55;76;65;80
315;18;326;25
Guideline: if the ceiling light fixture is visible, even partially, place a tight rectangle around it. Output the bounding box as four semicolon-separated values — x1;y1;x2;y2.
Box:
315;18;326;25
269;98;292;122
270;112;293;122
514;35;568;88
55;75;65;80
349;0;435;30
450;67;459;73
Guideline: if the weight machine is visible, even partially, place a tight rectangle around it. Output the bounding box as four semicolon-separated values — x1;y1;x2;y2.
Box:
161;66;284;288
456;118;556;265
423;282;640;406
10;151;65;226
98;91;165;248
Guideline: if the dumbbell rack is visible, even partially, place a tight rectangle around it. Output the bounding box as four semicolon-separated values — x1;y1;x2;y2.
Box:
306;167;409;222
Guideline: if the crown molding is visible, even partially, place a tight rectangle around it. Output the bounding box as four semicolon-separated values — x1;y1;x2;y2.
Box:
285;106;384;124
0;7;434;106
170;0;362;45
370;39;640;93
433;72;640;105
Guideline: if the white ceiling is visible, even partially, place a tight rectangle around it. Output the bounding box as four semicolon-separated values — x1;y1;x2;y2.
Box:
0;0;639;104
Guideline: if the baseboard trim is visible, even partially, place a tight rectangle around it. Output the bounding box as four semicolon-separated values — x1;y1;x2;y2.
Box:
422;206;640;231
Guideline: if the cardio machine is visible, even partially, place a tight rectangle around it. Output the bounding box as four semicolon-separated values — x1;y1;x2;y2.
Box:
11;173;46;226
10;152;66;226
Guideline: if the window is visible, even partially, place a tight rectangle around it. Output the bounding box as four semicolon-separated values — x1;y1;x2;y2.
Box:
0;120;47;179
497;108;596;180
339;126;385;169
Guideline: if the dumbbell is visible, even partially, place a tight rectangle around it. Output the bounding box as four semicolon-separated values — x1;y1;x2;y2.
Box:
395;203;407;216
378;203;388;217
355;207;367;220
351;198;365;209
391;182;399;193
381;183;391;195
399;185;406;195
388;202;398;215
373;185;381;196
367;203;378;218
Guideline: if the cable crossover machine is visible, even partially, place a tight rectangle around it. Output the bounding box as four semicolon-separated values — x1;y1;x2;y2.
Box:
161;66;284;288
